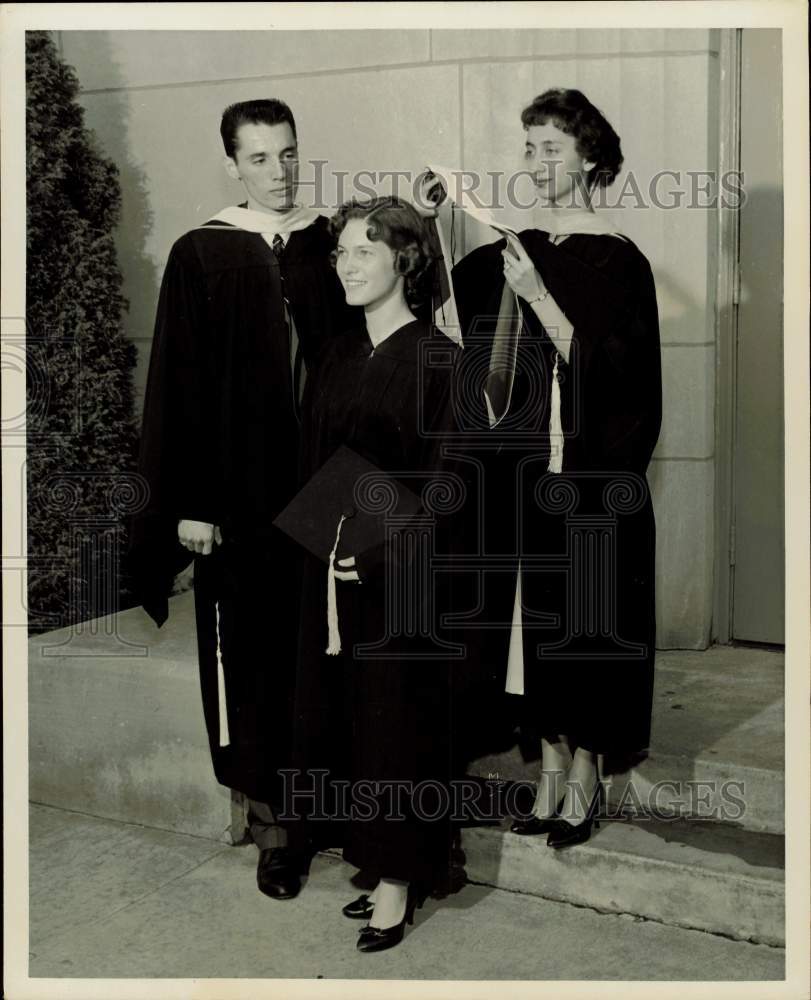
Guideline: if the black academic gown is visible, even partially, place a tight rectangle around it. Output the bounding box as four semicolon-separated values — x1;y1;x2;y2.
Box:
449;230;662;757
130;214;357;805
287;320;458;887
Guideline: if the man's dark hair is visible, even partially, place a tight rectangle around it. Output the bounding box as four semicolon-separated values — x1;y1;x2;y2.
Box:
220;99;297;160
521;88;623;189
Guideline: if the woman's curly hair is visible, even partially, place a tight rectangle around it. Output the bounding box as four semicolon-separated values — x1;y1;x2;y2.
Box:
329;195;434;305
521;88;624;189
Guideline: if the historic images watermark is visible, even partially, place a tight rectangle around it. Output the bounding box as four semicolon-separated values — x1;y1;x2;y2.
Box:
294;163;747;212
278;771;749;825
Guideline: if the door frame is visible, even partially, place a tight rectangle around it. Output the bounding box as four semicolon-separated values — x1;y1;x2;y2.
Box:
712;28;742;645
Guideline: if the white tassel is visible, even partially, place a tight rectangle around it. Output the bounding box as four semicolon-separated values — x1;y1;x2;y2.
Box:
547;351;563;474
326;514;347;655
214;602;230;748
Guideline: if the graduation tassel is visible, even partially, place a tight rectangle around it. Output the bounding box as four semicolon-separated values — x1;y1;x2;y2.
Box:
547;351;564;474
214;602;230;747
430;213;463;345
326;514;348;655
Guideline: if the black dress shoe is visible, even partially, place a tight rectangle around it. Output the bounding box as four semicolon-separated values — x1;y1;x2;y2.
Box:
342;893;374;919
356;886;423;953
510;814;560;836
256;847;301;899
546;784;603;850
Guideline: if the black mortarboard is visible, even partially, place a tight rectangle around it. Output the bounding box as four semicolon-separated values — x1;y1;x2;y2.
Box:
273;445;423;565
274;446;424;656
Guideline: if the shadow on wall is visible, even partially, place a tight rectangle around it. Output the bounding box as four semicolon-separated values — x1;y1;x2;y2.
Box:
82;54;202;601
56;33;161;610
65;32;160;425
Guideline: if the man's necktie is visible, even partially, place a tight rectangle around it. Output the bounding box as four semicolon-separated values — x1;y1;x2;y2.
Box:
270;233;304;420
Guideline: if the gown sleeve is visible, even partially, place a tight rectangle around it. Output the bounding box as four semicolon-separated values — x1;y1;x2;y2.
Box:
521;233;662;474
449;241;503;342
286;216;361;374
129;236;221;626
455;230;662;475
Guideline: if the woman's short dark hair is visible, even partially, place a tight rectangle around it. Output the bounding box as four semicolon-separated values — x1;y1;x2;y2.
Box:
220;99;297;160
521;88;623;188
329;196;434;305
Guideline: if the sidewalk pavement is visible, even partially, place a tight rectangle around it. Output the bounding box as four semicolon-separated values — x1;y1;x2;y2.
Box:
29;803;784;983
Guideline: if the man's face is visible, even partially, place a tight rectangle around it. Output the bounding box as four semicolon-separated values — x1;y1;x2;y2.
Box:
224;121;299;213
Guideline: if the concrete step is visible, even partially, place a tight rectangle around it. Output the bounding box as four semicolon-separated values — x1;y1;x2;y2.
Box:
28;595;785;948
28;591;242;844
470;646;784;835
460;816;785;947
28;804;786;982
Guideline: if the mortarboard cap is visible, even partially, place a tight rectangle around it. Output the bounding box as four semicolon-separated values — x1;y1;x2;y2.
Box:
274;446;424;656
273;445;423;565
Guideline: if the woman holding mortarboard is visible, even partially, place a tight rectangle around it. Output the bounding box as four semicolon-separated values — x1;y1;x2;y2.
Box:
281;196;459;952
418;88;662;850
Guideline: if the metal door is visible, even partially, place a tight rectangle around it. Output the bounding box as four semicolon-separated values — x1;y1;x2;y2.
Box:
731;29;784;644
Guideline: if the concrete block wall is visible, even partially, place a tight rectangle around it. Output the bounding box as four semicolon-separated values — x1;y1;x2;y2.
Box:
54;28;722;648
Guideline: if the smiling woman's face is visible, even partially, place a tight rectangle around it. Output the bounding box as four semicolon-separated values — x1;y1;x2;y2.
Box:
334;218;402;309
524;121;594;207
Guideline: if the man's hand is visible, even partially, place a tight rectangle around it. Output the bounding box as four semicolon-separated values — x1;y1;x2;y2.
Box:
178;519;222;555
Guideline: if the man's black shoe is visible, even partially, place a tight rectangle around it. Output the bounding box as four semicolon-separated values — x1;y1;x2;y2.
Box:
256;847;301;900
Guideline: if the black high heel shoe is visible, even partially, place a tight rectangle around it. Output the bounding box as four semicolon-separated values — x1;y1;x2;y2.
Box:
510;793;566;836
546;778;604;849
342;893;375;920
356;884;424;953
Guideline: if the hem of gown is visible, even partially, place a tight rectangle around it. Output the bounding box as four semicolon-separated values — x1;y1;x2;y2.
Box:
342;848;452;890
209;763;290;811
513;727;654;758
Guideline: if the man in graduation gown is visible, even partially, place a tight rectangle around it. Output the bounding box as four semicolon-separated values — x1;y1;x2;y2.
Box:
130;98;356;899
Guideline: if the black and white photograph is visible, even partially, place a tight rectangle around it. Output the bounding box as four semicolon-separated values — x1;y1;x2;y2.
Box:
2;3;809;998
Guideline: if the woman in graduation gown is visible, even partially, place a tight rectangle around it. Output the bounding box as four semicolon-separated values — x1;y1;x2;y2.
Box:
286;196;458;952
420;88;662;848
